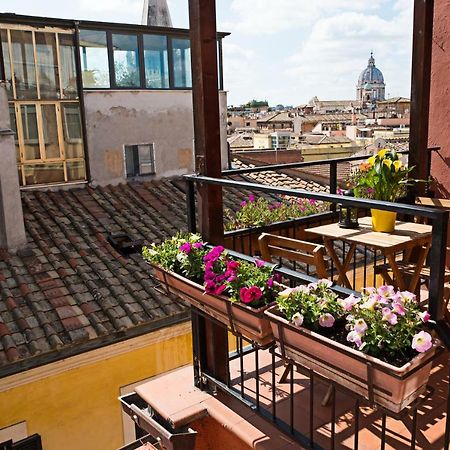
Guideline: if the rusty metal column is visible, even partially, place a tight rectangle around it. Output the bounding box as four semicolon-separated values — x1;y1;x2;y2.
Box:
409;0;434;196
189;0;228;385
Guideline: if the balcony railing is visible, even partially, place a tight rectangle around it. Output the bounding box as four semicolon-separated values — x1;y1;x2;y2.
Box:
180;155;450;449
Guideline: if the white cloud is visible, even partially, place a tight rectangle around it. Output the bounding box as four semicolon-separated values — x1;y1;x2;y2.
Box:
224;0;388;35
284;5;413;102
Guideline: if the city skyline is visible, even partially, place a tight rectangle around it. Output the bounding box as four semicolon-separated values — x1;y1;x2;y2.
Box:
3;0;414;105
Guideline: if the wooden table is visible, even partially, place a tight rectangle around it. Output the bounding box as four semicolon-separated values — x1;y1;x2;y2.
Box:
306;217;432;291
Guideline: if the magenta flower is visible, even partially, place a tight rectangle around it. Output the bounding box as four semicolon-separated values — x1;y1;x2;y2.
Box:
267;277;274;288
412;331;433;353
309;198;317;205
193;242;204;249
227;260;240;271
354;318;368;334
254;258;265;268
248;194;255;202
179;242;192;254
273;273;282;283
419;311;430;323
382;307;398;325
367;187;374;194
319;313;335;328
240;200;247;207
292;312;304;327
240;286;263;304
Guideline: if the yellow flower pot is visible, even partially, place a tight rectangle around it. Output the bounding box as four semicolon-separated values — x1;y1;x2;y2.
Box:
371;209;397;233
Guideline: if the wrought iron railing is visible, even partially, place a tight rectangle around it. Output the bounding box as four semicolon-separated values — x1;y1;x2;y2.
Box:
183;163;450;450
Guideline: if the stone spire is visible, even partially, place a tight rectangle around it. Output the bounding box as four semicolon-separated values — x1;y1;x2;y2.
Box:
142;0;173;27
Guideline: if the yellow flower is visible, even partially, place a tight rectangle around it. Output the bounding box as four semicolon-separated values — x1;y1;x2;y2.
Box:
368;156;375;166
393;160;402;172
377;149;388;158
383;159;392;168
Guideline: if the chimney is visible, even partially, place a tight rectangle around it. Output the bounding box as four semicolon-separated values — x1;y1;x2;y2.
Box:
142;0;173;27
0;83;26;253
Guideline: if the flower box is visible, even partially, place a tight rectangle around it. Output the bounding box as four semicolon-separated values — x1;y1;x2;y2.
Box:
265;305;440;413
151;263;274;347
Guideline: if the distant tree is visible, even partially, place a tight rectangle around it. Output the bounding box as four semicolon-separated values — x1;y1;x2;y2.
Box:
243;99;269;108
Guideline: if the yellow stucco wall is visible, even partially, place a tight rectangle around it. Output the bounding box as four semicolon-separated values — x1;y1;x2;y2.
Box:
0;323;192;450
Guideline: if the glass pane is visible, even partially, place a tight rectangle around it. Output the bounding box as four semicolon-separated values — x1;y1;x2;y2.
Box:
17;166;23;186
172;38;191;88
59;34;78;99
10;30;37;99
23;163;64;185
41;104;60;159
20;104;40;160
35;32;60;99
79;30;110;88
112;34;140;88
143;35;168;88
66;160;86;181
1;29;13;99
9;105;20;162
61;103;84;158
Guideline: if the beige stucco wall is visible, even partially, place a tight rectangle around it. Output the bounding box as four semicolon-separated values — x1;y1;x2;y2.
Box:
83;90;228;186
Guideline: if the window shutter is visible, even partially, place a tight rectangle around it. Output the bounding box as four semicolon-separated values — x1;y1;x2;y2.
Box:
137;144;155;175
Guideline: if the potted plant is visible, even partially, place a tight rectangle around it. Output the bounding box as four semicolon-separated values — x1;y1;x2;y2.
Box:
264;282;440;412
143;233;280;346
352;149;413;232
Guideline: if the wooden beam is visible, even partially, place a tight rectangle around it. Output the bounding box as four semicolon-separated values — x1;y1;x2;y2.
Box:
189;0;224;244
409;0;434;196
188;0;227;385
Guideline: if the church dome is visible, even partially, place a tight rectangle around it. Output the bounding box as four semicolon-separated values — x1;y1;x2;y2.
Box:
358;52;384;85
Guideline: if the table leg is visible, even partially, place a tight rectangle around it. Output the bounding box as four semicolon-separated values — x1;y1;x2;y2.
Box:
407;242;431;293
323;239;356;289
386;252;406;291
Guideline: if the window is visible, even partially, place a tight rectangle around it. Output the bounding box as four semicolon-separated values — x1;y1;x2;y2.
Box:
79;30;110;88
172;38;191;88
143;35;169;89
10;30;37;99
124;144;155;177
59;34;78;99
35;32;59;99
112;34;140;88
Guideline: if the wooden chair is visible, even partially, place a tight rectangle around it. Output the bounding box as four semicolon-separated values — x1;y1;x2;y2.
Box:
258;233;328;279
258;233;333;404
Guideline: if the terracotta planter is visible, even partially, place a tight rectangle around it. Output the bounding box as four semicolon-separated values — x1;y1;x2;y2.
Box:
371;209;397;233
265;306;440;413
151;264;274;347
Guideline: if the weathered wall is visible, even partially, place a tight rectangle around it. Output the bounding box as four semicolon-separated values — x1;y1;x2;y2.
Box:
84;90;228;186
0;323;192;450
428;0;450;197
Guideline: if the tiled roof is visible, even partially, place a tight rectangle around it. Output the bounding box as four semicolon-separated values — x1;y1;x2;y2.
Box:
0;178;285;374
0;181;198;374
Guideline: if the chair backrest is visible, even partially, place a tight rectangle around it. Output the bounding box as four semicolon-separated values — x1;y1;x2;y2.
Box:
258;233;328;279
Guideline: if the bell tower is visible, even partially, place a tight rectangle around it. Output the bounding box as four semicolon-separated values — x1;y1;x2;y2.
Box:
142;0;173;27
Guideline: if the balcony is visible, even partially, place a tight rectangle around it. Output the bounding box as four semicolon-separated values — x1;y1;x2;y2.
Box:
121;153;450;449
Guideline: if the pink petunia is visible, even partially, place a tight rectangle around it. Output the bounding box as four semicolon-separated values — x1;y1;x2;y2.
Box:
392;301;406;316
248;194;255;202
240;286;263;304
193;242;204;249
382;307;398;325
411;331;433;353
267;277;274;288
254;258;265;268
354;318;368;334
347;330;363;348
339;294;360;311
419;311;430;323
240;201;247;207
319;313;335;328
179;242;192;254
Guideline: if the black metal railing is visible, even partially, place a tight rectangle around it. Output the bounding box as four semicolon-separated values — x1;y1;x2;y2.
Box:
183;168;450;450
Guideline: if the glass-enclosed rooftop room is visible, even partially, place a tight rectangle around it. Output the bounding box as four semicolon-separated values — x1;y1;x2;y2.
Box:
0;14;227;187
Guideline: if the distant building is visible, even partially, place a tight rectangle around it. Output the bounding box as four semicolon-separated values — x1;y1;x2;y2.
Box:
356;52;386;104
308;96;356;114
377;97;410;117
256;112;294;132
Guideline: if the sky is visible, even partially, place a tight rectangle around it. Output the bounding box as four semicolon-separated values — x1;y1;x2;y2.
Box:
1;0;414;106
